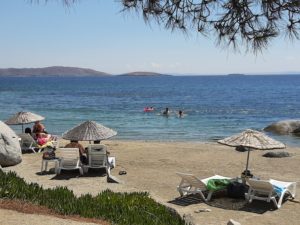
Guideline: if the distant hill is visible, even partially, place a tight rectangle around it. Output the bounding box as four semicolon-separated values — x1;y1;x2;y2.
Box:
119;71;171;77
0;66;111;77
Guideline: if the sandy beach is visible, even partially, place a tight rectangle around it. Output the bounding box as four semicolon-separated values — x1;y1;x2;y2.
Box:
1;140;300;225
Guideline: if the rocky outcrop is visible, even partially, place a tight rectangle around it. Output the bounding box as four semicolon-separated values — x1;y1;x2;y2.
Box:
263;151;291;158
292;127;300;135
264;120;300;134
0;121;22;167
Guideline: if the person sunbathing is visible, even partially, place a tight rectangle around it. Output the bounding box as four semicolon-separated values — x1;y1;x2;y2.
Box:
33;121;46;135
36;133;51;146
65;140;87;164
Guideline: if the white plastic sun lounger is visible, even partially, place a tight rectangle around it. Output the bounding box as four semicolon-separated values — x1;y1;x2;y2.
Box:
18;133;39;153
57;148;83;175
245;178;297;209
83;144;115;175
176;172;231;202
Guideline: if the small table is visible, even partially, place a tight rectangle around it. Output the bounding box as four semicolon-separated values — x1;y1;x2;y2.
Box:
41;158;60;174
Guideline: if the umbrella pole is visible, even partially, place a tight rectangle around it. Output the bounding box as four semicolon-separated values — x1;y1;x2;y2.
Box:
245;147;250;173
22;124;24;133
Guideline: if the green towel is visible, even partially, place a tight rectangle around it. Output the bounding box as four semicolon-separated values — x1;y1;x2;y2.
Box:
206;179;231;191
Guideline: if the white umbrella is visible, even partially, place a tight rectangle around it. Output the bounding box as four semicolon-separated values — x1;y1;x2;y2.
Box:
62;120;117;141
218;129;285;174
5;111;45;132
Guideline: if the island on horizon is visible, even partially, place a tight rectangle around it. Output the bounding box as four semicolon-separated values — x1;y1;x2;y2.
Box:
227;73;246;76
0;67;171;77
2;67;298;77
0;66;111;77
118;71;171;77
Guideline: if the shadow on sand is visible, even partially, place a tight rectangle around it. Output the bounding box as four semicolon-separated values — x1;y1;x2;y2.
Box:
36;168;107;180
167;192;294;214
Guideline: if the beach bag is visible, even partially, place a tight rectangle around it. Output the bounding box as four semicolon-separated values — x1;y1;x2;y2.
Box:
206;179;231;191
42;147;56;160
227;182;248;199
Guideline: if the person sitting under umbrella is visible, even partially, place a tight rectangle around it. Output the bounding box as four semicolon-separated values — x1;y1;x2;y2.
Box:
33;121;46;136
64;140;87;164
25;127;32;136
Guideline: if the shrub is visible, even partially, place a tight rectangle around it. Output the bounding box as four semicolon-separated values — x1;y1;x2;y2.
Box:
0;170;185;225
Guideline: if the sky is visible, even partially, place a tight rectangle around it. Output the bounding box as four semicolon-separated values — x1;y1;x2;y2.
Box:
1;0;300;75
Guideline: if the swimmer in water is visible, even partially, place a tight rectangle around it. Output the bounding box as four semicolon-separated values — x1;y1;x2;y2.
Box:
162;107;170;116
178;110;183;118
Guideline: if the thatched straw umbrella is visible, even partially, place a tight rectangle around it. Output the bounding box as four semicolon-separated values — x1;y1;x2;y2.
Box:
218;129;285;178
5;111;45;132
62;120;117;142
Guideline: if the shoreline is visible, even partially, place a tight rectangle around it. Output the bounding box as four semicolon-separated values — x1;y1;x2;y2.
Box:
2;140;300;225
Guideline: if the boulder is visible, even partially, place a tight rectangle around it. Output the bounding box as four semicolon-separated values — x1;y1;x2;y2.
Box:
264;120;300;135
292;127;300;135
263;151;291;158
235;146;249;152
0;121;22;167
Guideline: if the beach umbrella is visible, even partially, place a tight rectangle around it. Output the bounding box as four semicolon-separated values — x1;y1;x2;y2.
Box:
5;111;45;132
62;120;117;141
217;129;285;175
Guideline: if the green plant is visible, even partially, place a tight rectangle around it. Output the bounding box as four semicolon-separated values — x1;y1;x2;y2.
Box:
0;170;185;225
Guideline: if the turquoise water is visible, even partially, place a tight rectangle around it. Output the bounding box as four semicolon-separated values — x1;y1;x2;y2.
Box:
0;75;300;146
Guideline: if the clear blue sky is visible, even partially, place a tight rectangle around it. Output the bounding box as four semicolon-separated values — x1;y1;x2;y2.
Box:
1;0;300;75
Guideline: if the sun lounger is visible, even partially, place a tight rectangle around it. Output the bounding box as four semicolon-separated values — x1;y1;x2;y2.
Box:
83;144;115;175
18;133;40;153
19;133;56;153
57;148;83;175
176;172;232;202
245;178;297;208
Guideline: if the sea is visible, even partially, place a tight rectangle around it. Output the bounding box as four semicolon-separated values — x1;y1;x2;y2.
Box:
0;75;300;146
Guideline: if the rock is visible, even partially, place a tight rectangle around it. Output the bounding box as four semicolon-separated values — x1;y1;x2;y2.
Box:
292;127;300;135
227;219;241;225
235;146;248;152
264;120;300;135
263;151;291;158
0;121;22;167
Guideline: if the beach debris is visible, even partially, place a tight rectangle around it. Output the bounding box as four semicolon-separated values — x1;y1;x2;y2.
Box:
263;151;291;158
194;208;211;213
227;219;241;225
119;170;127;175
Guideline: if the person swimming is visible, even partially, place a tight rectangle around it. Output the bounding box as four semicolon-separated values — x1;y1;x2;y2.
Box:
178;110;183;118
144;106;155;112
162;107;170;116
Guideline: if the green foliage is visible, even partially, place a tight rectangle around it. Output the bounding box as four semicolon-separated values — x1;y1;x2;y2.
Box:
122;0;300;53
0;170;185;225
